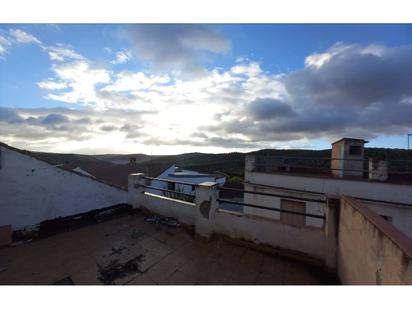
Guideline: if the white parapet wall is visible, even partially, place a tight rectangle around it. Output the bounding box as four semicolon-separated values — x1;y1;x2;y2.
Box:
0;145;129;230
213;209;327;263
129;173;336;268
140;192;196;226
245;170;412;238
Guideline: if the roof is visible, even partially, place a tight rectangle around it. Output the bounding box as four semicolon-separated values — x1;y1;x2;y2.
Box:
81;162;173;189
169;168;226;180
0;141;126;191
331;138;369;145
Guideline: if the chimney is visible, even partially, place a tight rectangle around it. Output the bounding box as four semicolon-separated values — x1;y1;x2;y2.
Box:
331;138;368;178
368;159;388;181
129;157;137;165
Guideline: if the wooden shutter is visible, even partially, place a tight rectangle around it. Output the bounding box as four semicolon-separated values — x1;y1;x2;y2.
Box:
280;199;306;227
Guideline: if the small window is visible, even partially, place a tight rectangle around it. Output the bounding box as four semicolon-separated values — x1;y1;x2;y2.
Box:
167;182;175;191
280;199;306;227
349;145;362;156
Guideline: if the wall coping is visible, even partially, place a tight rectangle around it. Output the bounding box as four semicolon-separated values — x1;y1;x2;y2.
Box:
248;170;412;188
216;208;324;232
143;192;195;207
341;195;412;259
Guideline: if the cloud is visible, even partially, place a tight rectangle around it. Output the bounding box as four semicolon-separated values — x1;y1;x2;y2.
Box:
42;61;111;107
247;98;296;120
204;43;412;144
0;107;150;152
286;43;412;106
0;35;11;57
9;29;41;45
41;113;69;125
45;44;84;62
6;31;412;153
0;107;24;123
37;79;68;90
112;49;132;64
123;24;230;73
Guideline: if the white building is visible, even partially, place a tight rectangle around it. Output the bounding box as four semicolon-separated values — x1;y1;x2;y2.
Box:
148;164;226;198
244;138;412;237
0;142;128;230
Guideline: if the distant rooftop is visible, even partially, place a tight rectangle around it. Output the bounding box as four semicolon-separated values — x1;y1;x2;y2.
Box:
331;137;369;145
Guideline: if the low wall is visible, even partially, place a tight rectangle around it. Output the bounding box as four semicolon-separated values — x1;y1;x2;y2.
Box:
140;192;196;226
214;209;327;263
338;196;412;284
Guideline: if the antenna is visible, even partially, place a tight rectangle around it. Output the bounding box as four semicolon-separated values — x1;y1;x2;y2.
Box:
408;133;412;150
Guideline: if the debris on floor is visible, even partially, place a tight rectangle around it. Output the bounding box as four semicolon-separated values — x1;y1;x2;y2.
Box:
144;215;181;228
110;246;126;255
129;229;145;240
97;254;145;285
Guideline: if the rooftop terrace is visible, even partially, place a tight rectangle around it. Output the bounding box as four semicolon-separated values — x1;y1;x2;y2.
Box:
0;211;329;285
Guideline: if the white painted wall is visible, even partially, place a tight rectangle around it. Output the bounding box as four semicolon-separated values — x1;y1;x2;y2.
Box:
148;165;226;196
140;192;196;226
243;184;325;228
0;146;128;230
245;170;412;238
214;210;327;262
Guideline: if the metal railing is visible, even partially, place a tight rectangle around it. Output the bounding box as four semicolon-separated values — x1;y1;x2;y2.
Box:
252;156;412;175
141;184;195;198
216;198;325;219
217;186;326;219
219;186;326;204
142;175;198;187
140;176;197;202
243;181;412;208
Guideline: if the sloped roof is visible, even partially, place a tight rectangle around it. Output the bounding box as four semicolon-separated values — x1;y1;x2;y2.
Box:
0;141;126;191
80;162;173;189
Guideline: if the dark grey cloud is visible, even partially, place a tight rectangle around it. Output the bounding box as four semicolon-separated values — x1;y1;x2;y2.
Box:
205;44;412;144
0;107;150;147
285;44;412;106
123;24;230;73
100;124;118;132
0;107;24;123
41;113;69;125
247;98;296;120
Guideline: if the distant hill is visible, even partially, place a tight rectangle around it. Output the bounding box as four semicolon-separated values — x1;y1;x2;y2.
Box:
92;153;157;165
31;151;118;170
31;147;412;180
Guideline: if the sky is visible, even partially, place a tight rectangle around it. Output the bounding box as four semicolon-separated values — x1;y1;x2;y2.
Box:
0;24;412;154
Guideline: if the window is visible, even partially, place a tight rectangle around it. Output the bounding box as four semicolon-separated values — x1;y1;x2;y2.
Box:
280;199;306;227
349;145;362;156
167;182;175;191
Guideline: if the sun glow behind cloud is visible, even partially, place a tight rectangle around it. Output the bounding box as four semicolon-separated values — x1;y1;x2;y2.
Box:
1;25;412;154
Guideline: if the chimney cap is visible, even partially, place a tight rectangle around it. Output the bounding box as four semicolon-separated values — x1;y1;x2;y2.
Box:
331;137;369;145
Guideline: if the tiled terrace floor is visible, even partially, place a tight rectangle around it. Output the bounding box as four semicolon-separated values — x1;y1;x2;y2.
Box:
0;213;328;285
